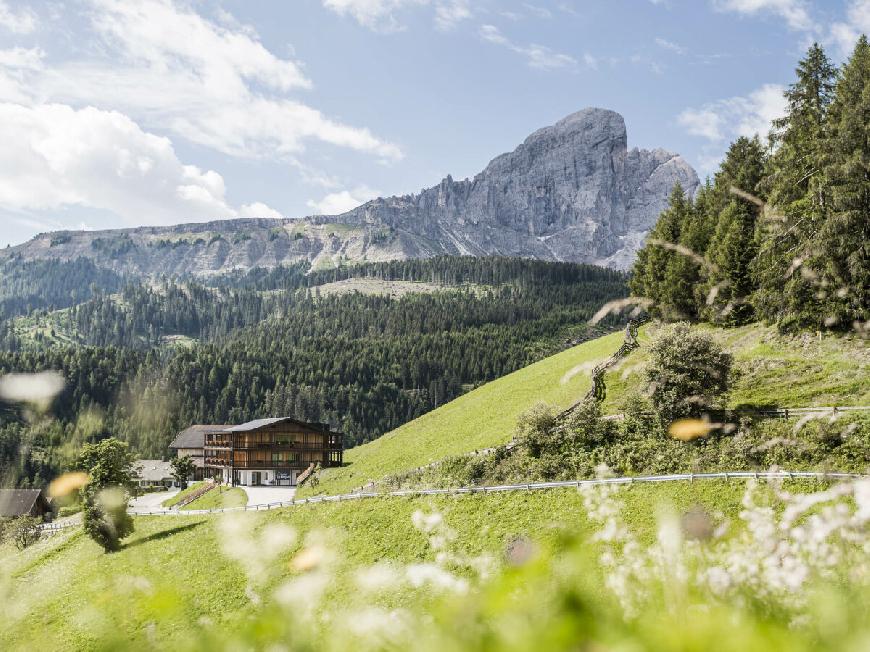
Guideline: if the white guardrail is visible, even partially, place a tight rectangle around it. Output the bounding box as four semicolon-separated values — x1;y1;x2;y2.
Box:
113;470;867;519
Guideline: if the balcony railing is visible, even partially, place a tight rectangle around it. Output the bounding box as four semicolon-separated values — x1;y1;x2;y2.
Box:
205;455;343;469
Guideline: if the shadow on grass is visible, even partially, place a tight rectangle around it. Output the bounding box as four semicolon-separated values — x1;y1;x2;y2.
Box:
123;521;205;550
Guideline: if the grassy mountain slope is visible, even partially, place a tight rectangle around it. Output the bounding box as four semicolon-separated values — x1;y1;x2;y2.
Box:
305;331;625;495
306;322;869;497
602;323;870;413
0;480;808;650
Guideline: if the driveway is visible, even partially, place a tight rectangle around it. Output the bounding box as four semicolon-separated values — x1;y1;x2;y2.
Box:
130;489;179;510
243;486;296;507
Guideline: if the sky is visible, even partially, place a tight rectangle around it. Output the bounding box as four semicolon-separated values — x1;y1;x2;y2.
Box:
0;0;868;248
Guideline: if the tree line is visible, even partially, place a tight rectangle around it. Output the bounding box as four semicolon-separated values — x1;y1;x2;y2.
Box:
0;257;628;487
631;40;869;333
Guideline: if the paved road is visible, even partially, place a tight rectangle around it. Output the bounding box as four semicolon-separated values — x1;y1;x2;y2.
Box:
129;489;179;510
41;471;865;527
243;486;296;507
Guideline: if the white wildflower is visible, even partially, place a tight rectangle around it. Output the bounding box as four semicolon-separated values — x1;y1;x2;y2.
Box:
274;571;330;619
355;562;402;593
405;563;468;593
0;371;65;408
411;510;443;534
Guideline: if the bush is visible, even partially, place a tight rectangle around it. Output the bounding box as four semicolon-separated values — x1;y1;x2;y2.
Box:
57;504;82;518
82;489;134;553
644;323;732;425
7;516;41;550
77;438;137;552
515;400;617;480
515;403;559;458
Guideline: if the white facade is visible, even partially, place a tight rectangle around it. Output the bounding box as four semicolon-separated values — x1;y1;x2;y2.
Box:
225;469;298;487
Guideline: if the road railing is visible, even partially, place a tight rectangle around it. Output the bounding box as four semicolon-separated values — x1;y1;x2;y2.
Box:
123;470;867;517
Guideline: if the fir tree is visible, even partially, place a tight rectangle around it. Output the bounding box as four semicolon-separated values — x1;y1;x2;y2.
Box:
755;43;836;329
818;35;870;329
629;184;693;318
702;137;767;325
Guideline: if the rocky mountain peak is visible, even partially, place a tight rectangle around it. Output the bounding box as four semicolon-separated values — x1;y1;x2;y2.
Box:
4;108;698;276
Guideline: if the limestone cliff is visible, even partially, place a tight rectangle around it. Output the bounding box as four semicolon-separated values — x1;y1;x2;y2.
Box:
4;108;698;276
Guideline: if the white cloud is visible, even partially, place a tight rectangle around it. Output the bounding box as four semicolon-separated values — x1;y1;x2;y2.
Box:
679;84;787;174
0;47;45;69
523;3;553;19
479;24;581;71
679;107;724;141
434;0;471;30
0;1;37;34
655;37;687;54
307;186;381;215
830;0;870;56
0;47;45;103
0;103;279;226
91;0;310;92
713;0;812;31
679;83;787;144
323;0;428;31
323;0;471;32
0;0;402;164
240;202;283;220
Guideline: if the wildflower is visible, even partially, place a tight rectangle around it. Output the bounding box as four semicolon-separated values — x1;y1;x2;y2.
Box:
355;562;402;593
411;510;443;534
405;563;468;594
48;472;89;498
0;371;65;409
668;419;714;441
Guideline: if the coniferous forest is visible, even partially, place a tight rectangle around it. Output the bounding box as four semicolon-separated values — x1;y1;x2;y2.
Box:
631;40;869;333
0;256;627;487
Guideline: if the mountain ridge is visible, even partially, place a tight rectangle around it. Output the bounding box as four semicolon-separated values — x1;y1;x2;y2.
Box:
3;108;698;276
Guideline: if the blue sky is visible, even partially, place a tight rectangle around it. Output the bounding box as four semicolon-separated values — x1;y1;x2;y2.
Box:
0;0;867;247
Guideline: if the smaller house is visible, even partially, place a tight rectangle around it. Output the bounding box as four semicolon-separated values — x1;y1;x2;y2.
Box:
0;488;53;520
169;424;229;481
135;460;176;489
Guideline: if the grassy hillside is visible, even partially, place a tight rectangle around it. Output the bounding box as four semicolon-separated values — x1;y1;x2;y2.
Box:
602;323;870;413
305;331;625;495
182;487;247;510
305;322;868;497
0;480;818;651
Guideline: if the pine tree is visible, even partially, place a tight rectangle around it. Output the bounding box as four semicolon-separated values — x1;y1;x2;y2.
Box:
818;35;870;330
629;184;692;318
683;181;718;313
702;137;767;325
755;43;836;329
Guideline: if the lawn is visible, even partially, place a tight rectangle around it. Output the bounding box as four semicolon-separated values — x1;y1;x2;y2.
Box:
181;486;247;511
0;479;830;650
161;482;205;508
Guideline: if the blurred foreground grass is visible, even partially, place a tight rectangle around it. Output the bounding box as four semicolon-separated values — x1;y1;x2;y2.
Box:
2;479;868;651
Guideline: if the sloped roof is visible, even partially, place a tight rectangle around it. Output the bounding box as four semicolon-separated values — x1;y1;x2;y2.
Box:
0;489;45;517
169;425;229;449
135;460;175;482
225;417;334;433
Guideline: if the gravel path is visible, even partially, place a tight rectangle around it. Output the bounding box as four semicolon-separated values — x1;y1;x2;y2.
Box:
129;489;179;510
243;486;296;507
